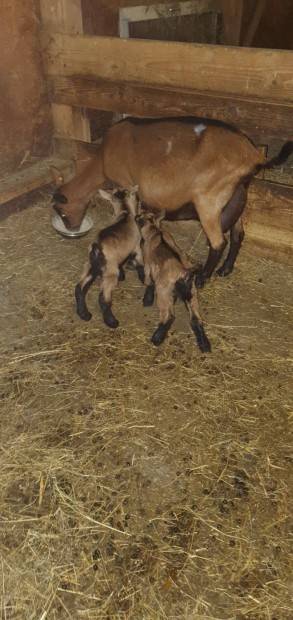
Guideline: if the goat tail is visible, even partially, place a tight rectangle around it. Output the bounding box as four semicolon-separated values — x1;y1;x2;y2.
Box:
258;140;293;172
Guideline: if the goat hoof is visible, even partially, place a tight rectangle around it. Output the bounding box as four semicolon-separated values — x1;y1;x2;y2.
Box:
199;339;211;353
217;264;232;278
151;332;164;346
195;272;207;288
143;297;154;307
77;310;92;322
104;315;119;329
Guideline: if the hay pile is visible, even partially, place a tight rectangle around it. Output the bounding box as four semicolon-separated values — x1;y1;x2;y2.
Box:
0;193;292;619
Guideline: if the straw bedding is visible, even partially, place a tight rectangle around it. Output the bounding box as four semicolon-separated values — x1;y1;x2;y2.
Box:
0;192;292;619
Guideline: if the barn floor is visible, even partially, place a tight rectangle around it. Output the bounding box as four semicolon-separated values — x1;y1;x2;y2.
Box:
0;193;292;620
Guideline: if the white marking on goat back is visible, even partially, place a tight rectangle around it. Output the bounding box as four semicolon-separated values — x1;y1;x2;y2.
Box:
194;124;206;136
166;139;173;155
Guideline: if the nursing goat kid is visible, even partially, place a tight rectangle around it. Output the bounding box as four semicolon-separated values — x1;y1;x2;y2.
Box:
52;117;293;288
137;211;211;352
75;188;143;328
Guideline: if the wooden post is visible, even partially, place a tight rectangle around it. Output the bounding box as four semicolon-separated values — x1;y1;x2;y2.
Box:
242;0;268;47
221;0;243;45
40;0;91;151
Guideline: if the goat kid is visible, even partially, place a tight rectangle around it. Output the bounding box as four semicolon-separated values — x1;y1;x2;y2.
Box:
52;117;293;287
75;188;143;328
137;211;211;352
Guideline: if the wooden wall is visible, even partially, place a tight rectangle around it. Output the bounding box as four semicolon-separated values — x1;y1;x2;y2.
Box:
242;0;293;50
82;0;293;49
0;0;291;179
0;0;52;177
82;1;173;37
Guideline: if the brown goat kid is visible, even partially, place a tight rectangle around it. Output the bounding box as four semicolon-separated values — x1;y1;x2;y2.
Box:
52;117;293;288
75;188;143;328
137;211;211;352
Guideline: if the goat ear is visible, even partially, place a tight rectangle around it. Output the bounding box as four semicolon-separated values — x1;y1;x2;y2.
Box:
129;184;139;195
154;210;166;224
50;166;64;187
53;192;68;204
98;189;112;202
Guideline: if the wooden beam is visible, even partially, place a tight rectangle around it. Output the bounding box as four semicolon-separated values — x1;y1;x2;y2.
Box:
48;76;293;141
40;1;90;147
242;0;268;47
221;0;243;46
244;179;293;265
42;34;293;105
0;155;72;206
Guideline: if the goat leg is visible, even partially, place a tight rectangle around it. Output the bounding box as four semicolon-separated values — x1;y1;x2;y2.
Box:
178;279;211;352
151;316;175;346
118;265;126;281
190;317;211;353
151;288;175;345
143;285;155;306
142;262;155;306
195;239;227;288
99;293;119;328
99;269;120;328
217;217;245;278
75;261;99;321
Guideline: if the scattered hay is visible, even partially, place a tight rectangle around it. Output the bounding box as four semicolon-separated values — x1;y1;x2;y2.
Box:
0;193;292;619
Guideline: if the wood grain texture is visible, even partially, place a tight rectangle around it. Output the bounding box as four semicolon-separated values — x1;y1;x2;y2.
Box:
220;0;243;45
242;0;268;47
244;179;293;264
43;34;293;104
40;1;91;144
0;155;72;205
48;75;293;141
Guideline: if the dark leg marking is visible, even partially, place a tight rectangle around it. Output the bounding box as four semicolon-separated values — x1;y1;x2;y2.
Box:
75;283;92;321
99;293;119;329
143;284;155;307
151;317;175;346
216;182;249;278
195;240;227;288
75;266;99;321
118;265;126;281
190;317;211;353
217;227;245;278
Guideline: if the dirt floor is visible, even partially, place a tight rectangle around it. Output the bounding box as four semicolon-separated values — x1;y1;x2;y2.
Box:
0;192;292;620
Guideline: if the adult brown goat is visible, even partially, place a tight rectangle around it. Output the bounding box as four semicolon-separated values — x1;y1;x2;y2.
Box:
52;117;293;287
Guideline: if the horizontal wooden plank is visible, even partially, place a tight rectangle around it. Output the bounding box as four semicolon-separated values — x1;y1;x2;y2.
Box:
244;179;293;264
48;75;293;141
43;34;293;104
243;229;292;265
0;155;73;205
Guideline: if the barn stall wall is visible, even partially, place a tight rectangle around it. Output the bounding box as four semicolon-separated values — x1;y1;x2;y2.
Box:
0;0;53;177
0;0;292;265
82;0;293;48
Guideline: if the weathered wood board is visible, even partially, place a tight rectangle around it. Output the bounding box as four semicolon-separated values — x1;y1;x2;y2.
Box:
0;156;72;206
48;75;293;141
244;180;293;264
43;34;293;104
